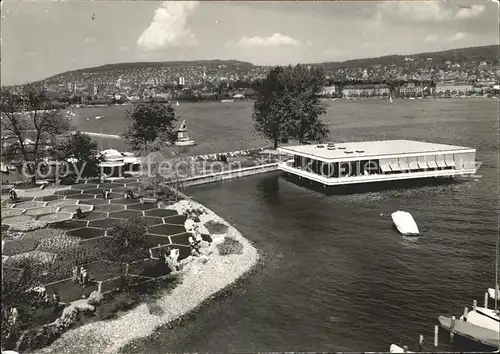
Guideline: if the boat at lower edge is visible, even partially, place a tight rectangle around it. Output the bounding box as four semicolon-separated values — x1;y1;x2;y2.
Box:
438;315;500;350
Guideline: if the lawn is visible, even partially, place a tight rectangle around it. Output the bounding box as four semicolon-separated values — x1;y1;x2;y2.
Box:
44;279;97;303
128;259;171;278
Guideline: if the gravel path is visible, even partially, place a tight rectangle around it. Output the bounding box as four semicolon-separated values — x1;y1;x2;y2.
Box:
33;199;260;354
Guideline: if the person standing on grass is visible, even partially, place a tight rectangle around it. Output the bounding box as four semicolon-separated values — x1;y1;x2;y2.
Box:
9;188;17;201
80;268;86;286
52;291;60;312
72;266;79;283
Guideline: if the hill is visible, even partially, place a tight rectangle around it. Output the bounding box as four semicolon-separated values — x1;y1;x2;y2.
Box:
46;59;255;81
27;44;500;86
310;45;499;70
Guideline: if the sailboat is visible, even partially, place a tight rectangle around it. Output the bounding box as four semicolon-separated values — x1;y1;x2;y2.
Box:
389;94;393;104
176;101;180;107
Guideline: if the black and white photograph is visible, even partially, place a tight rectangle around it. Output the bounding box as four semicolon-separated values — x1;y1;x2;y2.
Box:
1;0;499;353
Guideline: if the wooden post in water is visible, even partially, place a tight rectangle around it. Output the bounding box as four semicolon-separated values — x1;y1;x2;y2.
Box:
484;292;489;309
473;299;477;311
97;281;102;293
450;316;455;342
418;334;424;352
403;345;408;352
463;307;469;319
434;325;439;347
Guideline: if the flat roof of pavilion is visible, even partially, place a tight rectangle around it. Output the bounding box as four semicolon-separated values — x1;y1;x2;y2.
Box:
278;140;474;161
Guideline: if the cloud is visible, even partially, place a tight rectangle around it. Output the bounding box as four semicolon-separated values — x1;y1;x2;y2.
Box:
456;4;485;19
236;33;301;48
84;37;95;45
425;34;438;43
119;45;130;52
448;32;466;41
137;1;198;51
376;2;453;22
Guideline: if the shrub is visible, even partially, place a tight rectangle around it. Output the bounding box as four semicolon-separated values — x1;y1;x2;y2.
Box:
94;292;139;321
9;220;48;232
87;291;104;306
204;220;229;235
108;218;148;262
146;301;164;316
216;237;243;256
37;234;80;254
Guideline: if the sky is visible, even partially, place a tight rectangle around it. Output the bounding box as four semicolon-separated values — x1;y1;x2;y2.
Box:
1;0;499;85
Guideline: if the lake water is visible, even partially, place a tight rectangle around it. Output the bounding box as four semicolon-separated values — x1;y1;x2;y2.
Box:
84;99;498;352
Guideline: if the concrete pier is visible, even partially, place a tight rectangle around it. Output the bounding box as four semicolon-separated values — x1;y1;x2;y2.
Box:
177;163;279;187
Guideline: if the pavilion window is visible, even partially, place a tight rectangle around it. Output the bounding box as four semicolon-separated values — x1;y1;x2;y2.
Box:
435;155;447;169
398;157;410;172
408;156;419;171
426;156;438;170
444;154;455;168
339;162;350;177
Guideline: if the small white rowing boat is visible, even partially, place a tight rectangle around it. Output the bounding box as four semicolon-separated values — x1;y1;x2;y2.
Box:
391;210;419;236
390;344;414;353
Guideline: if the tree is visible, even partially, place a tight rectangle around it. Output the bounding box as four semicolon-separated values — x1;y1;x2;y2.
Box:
50;131;102;181
0;84;70;183
109;218;149;262
283;65;329;144
253;65;329;148
122;101;177;150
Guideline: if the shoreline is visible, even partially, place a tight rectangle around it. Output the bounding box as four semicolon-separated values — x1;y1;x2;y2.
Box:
32;198;260;354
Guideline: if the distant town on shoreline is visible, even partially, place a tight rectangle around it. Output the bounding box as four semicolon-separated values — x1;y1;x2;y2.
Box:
5;44;500;105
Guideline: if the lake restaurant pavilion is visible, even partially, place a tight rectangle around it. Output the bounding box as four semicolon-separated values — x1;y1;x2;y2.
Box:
277;140;477;187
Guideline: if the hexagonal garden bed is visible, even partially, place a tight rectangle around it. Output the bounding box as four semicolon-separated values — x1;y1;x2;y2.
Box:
144;234;171;247
169;232;192;245
73;211;108;221
93;204;125;213
88;218;123;229
59;204;93;214
138;216;164;227
128;259;171;278
24;207;57;216
163;214;187;225
2;215;36;225
109;210;143;219
66;227;106;239
46;199;78;208
37;212;73;223
12;201;46;209
48;219;88;231
148;224;186;236
2;208;25;218
145;209;178;218
2;239;39;256
126;203;154;211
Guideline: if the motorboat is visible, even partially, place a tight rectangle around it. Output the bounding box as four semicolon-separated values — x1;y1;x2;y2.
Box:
95;116;103;120
391;210;419;236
